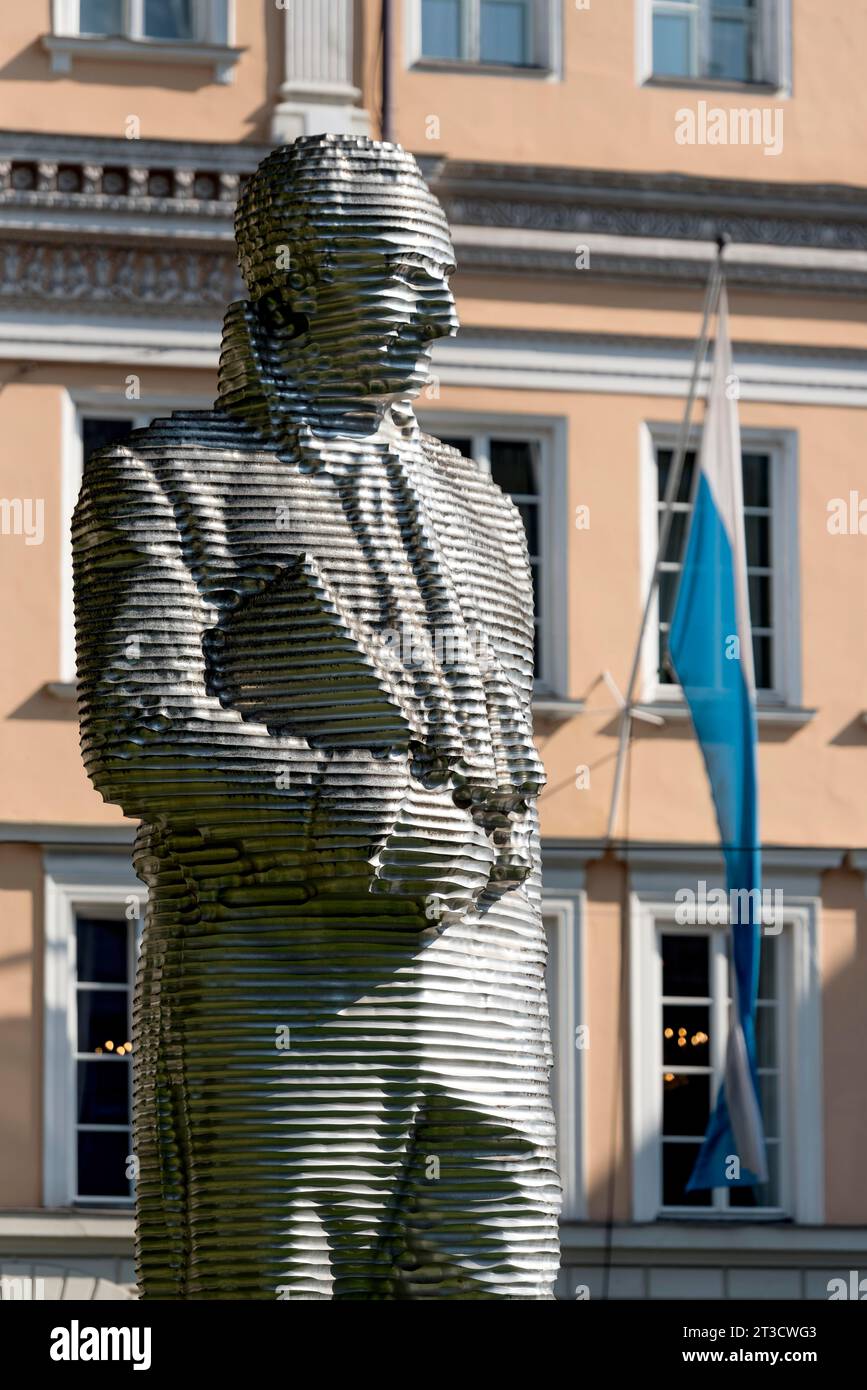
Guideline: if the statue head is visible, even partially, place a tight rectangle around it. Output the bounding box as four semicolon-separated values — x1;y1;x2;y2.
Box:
234;134;458;403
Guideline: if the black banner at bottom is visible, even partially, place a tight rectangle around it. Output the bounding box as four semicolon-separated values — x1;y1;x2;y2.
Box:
1;1297;863;1375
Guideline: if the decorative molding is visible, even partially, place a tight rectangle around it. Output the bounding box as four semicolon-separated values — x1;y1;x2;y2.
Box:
0;240;240;313
422;160;867;245
432;329;867;408
0;136;865;293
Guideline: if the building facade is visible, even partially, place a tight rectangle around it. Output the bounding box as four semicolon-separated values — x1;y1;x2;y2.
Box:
0;0;866;1299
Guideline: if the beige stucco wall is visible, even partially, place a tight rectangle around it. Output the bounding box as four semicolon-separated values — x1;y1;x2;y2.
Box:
388;0;867;184
0;845;42;1207
0;0;280;144
820;870;867;1224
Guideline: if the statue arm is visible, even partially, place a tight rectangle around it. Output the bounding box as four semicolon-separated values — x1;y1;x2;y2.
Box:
73;444;270;821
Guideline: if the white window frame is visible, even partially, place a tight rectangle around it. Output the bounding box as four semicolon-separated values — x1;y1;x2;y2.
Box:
416;410;569;697
59;390;212;686
47;0;238;82
408;0;563;79
543;891;586;1222
57;0;226;42
630;878;822;1224
43;853;142;1209
638;423;801;708
636;0;793;94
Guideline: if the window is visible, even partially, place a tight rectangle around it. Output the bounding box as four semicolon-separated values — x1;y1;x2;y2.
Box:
44;856;142;1209
659;923;781;1212
642;0;790;88
642;429;800;706
656;447;772;691
74;0;197;40
416;0;560;72
630;886;822;1224
47;0;237;79
74;912;138;1202
439;432;546;680
82;416;137;461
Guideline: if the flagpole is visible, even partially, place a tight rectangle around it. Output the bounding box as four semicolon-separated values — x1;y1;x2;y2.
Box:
606;238;728;842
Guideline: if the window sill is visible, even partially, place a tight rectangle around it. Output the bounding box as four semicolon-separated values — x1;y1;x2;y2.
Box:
636;701;817;731
410;58;554;81
0;1209;134;1242
642;74;785;98
43;34;244;85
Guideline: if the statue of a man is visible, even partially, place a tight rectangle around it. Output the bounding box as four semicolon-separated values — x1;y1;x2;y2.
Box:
73;135;560;1300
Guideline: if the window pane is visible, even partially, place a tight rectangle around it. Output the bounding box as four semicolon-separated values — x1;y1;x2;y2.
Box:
755;1003;778;1068
745;514;771;568
658;569;680;627
77;1059;130;1126
516;503;539;555
79;0;124;34
748;574;771;630
663;1071;710;1136
490;439;536;495
82;417;135;464
77;1130;132;1199
144;0;194;40
77;990;130;1055
422;0;462;59
663;1004;710;1065
662;933;709;997
653;12;694;78
481;1;529;65
742;452;770;508
752;633;772;690
659;629;674;683
441;435;474;459
710;17;753;82
76;916;128;985
660;509;689;564
758;1072;779;1139
657;449;697;504
757;937;776;1000
662;1142;713;1205
729;1141;781;1207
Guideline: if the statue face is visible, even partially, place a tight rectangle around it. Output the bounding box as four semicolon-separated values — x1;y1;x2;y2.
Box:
308;240;457;400
270;232;458;402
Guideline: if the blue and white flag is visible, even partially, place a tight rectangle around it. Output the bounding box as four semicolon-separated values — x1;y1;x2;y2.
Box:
668;284;768;1190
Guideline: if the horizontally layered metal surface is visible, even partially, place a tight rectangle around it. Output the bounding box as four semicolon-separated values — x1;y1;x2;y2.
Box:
73;135;560;1299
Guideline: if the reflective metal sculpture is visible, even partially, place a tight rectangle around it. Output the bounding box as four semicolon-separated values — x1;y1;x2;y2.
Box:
73;134;561;1299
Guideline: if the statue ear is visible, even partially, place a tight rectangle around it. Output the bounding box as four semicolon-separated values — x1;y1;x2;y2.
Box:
256;291;310;340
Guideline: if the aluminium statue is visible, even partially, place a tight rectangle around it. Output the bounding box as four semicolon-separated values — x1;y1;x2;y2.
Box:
73;134;561;1299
